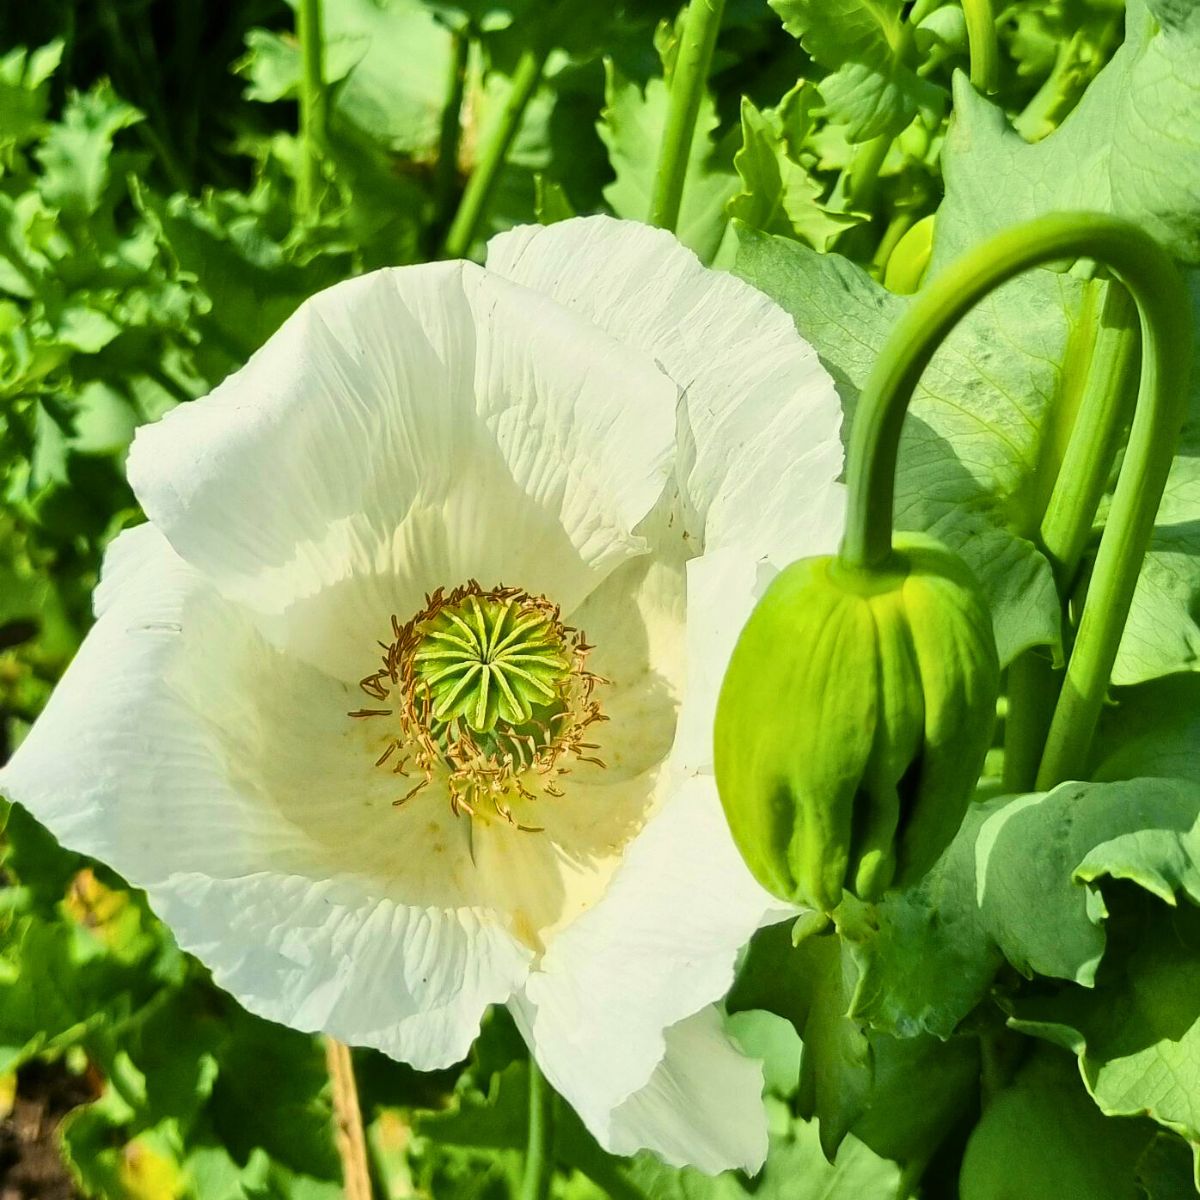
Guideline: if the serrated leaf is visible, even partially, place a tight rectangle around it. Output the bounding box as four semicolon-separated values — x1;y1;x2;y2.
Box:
0;40;63;157
767;0;944;140
727;88;856;251
598;61;737;265
34;83;141;219
938;0;1200;266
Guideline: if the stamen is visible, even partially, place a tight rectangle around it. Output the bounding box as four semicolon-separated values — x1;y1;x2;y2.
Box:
354;581;608;830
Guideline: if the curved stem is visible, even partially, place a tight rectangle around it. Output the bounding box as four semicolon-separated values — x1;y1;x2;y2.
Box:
441;40;551;259
962;0;999;94
296;0;327;220
325;1037;373;1200
839;214;1191;783
648;0;726;233
519;1059;555;1200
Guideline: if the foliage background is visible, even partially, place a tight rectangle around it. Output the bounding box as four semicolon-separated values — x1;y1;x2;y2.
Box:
2;1;1200;1197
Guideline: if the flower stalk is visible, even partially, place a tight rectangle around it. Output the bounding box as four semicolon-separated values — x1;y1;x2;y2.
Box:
325;1037;373;1200
962;0;999;94
839;213;1191;787
519;1059;556;1200
648;0;726;233
441;37;552;259
296;0;327;220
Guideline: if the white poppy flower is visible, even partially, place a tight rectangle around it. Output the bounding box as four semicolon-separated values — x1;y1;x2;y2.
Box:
0;217;842;1173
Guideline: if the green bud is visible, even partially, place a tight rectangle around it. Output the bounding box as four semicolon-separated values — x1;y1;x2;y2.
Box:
714;533;999;913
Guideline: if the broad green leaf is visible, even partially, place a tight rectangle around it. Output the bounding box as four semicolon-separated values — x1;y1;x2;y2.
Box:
960;1049;1157;1200
767;0;944;141
1008;897;1200;1188
844;778;1200;1040
727;87;856;251
1093;674;1200;786
730;923;977;1166
734;225;1074;666
625;1118;902;1200
598;62;737;265
937;0;1200;266
1137;1133;1200;1200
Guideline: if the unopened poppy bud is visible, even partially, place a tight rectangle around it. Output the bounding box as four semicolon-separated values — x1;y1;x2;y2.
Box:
714;533;999;913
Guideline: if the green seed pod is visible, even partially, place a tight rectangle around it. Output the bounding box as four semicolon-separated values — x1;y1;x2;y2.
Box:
714;533;999;913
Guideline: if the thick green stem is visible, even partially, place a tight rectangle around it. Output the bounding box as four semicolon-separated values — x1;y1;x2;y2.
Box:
839;214;1191;784
847;133;891;213
296;0;327;219
962;0;999;94
441;41;550;259
519;1060;555;1200
1002;281;1138;792
648;0;726;233
1001;650;1058;793
1040;282;1140;587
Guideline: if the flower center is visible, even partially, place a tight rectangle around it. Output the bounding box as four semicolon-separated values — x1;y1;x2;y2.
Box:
350;582;607;829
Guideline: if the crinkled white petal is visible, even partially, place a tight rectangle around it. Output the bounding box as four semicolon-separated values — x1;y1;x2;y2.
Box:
0;525;531;1069
127;260;677;678
511;776;780;1150
607;1006;769;1174
486;216;845;558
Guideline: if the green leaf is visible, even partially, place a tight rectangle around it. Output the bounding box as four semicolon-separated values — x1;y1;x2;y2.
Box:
729;924;978;1167
938;1;1200;266
1093;673;1200;785
598;61;737;265
533;175;575;225
626;1118;903;1200
1007;897;1200;1188
844;778;1200;1040
734;225;1075;667
767;0;944;141
34;83;141;219
0;40;63;158
727;87;856;251
235;29;368;104
960;1048;1157;1200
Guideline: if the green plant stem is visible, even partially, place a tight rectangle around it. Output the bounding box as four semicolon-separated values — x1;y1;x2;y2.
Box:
519;1059;555;1200
296;0;327;219
847;133;891;213
1001;649;1058;793
441;41;550;258
839;214;1191;785
431;30;471;249
1002;281;1138;793
872;210;915;278
648;0;726;232
962;0;999;94
1039;282;1140;586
